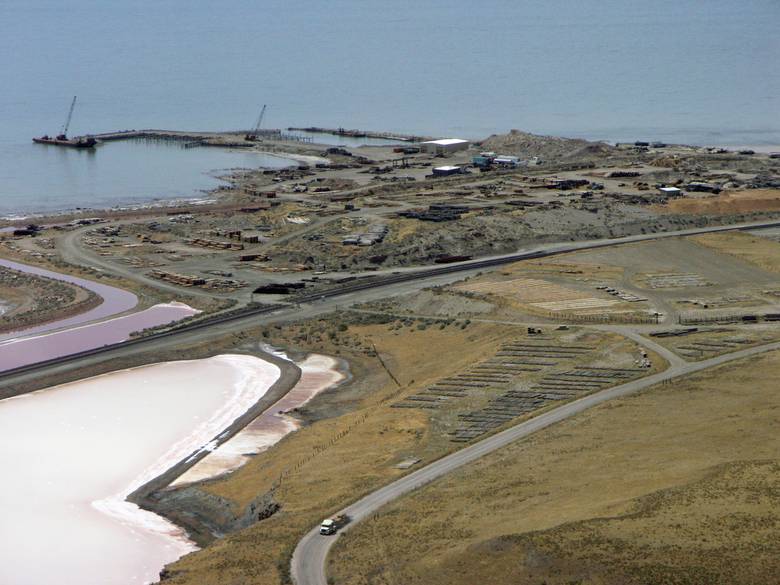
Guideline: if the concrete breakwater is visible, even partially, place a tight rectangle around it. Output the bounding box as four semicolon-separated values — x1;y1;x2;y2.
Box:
86;129;246;142
287;126;426;142
85;127;427;146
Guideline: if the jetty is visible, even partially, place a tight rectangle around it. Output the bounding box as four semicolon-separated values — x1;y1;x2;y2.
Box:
60;126;429;148
287;126;426;142
81;129;313;147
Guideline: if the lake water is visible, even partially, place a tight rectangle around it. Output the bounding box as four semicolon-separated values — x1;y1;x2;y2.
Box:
0;354;280;585
1;0;778;214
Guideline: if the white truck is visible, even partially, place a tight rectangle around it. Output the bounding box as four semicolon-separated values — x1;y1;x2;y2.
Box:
320;514;350;535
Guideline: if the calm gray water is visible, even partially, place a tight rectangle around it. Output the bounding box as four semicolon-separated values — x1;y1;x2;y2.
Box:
1;0;778;214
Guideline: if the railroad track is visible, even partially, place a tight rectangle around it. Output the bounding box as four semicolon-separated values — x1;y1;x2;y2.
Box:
2;218;779;385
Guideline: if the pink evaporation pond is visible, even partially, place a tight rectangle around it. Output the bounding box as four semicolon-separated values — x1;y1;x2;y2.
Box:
0;258;138;342
174;353;345;485
0;302;199;372
0;353;280;585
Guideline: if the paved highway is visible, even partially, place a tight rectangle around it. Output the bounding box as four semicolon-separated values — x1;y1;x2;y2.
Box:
290;338;780;585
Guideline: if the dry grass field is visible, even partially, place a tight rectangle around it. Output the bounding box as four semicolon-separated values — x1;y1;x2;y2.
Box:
458;277;621;311
329;349;780;585
692;231;780;274
160;319;653;585
449;258;653;322
159;321;523;584
660;188;780;215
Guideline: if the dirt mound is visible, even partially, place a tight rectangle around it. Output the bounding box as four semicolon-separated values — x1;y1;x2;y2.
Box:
650;154;681;167
480;129;616;160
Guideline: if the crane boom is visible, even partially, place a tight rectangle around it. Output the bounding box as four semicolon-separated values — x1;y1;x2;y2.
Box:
245;104;268;141
60;96;77;138
253;104;267;135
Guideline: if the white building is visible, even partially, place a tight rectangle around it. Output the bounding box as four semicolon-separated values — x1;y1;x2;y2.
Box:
432;165;463;177
421;138;470;155
658;187;682;197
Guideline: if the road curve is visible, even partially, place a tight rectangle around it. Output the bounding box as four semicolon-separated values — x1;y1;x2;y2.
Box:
291;338;780;585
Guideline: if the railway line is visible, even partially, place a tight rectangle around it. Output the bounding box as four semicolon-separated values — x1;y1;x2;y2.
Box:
2;218;779;390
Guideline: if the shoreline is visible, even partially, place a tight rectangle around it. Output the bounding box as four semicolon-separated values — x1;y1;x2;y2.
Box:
0;352;289;585
0;142;315;223
1;127;777;226
0;346;302;583
127;345;302;544
92;354;285;556
172;351;350;486
0;257;138;341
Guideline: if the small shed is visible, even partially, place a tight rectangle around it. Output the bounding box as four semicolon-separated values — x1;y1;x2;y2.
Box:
421;138;469;155
658;187;682;197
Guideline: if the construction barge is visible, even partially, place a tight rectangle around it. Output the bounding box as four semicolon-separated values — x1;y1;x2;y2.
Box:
32;135;98;148
33;96;99;149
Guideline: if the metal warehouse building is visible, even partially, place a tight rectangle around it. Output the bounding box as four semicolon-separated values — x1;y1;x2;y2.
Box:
420;138;470;155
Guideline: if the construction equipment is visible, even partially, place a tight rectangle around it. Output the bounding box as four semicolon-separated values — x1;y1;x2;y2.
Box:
245;104;267;141
58;96;78;140
33;96;97;148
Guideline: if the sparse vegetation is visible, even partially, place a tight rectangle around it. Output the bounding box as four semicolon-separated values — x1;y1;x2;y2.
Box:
330;350;780;585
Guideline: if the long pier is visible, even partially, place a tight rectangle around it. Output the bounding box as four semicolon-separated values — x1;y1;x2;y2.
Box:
72;127;428;146
84;129;244;142
287;126;427;142
76;128;313;146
